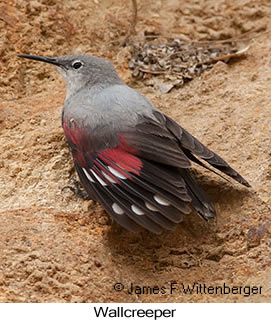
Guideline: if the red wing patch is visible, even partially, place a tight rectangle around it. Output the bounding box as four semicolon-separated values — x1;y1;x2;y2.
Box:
98;134;143;175
63;121;142;173
63;119;87;149
63;119;93;167
98;149;142;175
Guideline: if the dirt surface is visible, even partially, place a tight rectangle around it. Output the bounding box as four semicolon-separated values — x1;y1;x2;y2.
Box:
1;0;271;302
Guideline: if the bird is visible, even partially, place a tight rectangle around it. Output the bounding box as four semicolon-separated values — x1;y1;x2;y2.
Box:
18;54;250;234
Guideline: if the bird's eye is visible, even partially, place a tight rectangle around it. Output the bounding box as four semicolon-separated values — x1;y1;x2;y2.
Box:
72;60;83;69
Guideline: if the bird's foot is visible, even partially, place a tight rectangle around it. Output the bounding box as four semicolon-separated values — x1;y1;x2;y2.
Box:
62;178;90;200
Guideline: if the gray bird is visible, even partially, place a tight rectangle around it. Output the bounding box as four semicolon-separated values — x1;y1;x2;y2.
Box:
18;54;250;234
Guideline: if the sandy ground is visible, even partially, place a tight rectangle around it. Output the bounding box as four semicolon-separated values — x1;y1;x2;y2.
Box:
0;0;271;302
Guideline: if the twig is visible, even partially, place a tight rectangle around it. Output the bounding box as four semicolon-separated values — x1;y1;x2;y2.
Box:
121;0;138;46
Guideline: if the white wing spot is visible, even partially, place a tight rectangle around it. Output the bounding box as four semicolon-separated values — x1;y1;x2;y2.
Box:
90;170;107;186
131;205;144;215
112;203;124;215
82;168;95;183
108;166;127;179
145;201;159;212
102;171;117;184
154;194;170;206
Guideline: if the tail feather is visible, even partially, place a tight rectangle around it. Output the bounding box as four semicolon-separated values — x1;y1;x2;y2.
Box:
181;169;216;220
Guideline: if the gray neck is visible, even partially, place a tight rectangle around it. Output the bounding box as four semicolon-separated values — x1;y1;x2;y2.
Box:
64;70;123;101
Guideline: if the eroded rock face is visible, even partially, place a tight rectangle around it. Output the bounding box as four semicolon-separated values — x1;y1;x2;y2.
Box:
0;0;271;302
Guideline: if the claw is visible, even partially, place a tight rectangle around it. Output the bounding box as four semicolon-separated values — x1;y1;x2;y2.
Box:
62;178;90;200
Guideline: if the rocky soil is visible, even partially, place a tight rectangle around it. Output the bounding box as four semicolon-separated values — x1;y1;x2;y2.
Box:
0;0;270;302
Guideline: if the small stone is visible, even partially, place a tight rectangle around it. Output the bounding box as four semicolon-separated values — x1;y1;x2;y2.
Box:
82;200;94;212
40;119;46;126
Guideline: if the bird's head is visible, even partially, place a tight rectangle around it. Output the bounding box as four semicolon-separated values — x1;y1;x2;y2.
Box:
18;54;122;97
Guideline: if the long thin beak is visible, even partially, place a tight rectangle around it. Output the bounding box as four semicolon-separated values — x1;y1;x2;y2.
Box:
17;54;60;66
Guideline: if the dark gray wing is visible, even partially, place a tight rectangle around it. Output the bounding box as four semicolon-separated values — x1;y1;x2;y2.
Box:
151;110;250;187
